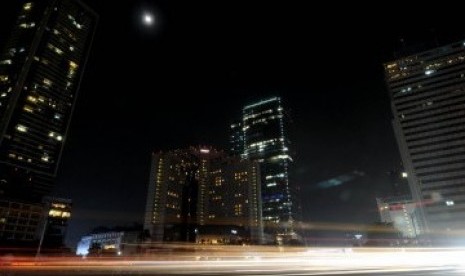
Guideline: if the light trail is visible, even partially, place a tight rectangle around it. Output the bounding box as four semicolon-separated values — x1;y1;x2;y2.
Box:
1;247;465;275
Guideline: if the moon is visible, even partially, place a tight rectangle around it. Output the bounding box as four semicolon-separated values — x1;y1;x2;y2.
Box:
142;12;154;26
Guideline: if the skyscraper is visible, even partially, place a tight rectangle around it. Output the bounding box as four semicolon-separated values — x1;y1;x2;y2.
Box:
144;147;263;243
0;0;98;202
239;97;294;235
385;40;465;239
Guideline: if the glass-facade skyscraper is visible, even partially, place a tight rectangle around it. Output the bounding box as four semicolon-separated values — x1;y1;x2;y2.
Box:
385;40;465;240
238;97;294;235
0;0;97;202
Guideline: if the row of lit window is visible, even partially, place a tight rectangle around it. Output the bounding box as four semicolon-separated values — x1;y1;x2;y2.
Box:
265;173;286;180
0;59;12;65
7;153;32;163
388;55;465;80
211;196;222;201
51;203;67;209
48;209;71;218
253;115;283;125
68;14;83;30
16;124;63;141
47;43;64;56
214;176;224;186
19;22;35;29
243;108;274;120
165;204;179;210
0;75;9;83
167;191;179;198
271;154;293;162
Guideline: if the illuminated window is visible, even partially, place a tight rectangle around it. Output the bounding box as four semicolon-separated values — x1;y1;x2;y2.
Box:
68;14;83;29
69;61;78;69
16;124;27;132
43;78;52;86
23;105;33;113
19;22;35;29
47;43;63;55
23;2;33;10
27;95;37;103
51;203;66;209
49;209;62;217
425;70;435;75
41;154;49;162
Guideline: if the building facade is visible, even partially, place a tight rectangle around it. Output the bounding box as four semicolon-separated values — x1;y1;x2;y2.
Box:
0;196;71;252
144;147;263;244
376;196;421;239
40;197;72;248
229;121;243;155
385;40;465;239
207;156;263;243
76;231;140;256
0;199;42;242
0;0;97;202
239;97;294;235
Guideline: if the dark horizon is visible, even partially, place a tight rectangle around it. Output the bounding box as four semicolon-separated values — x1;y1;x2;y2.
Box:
2;1;465;247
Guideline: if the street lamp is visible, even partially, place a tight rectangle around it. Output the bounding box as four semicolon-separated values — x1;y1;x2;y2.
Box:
36;202;50;258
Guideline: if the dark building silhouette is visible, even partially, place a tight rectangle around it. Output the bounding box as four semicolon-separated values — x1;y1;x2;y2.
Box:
179;167;199;242
40;197;72;248
386;168;410;197
229;121;243;155
0;0;97;202
0;0;97;244
144;147;263;244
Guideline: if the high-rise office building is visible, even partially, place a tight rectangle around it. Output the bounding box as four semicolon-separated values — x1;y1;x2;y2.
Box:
385;40;465;238
238;97;294;234
0;0;98;202
144;147;263;244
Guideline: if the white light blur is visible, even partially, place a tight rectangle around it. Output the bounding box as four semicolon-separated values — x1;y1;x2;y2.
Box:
143;13;154;26
425;70;435;75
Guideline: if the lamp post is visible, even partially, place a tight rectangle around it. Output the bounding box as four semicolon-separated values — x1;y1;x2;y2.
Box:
36;202;49;258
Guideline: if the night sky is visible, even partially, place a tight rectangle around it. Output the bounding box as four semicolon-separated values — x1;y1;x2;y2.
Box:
1;1;465;246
